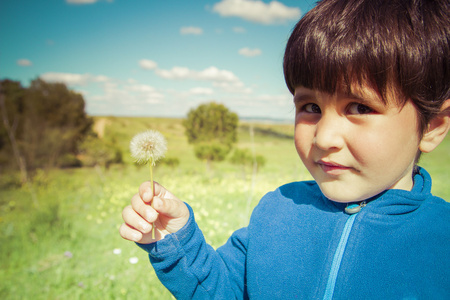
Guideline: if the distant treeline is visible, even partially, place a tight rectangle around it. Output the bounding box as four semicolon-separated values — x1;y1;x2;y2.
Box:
240;125;293;139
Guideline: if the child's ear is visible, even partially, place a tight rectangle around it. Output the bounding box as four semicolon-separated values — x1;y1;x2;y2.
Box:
419;99;450;153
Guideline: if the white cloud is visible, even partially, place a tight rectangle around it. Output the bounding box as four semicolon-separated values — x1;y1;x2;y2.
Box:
127;83;156;93
180;26;203;35
95;75;110;82
213;81;253;94
197;66;239;82
139;58;246;90
124;83;164;104
139;60;250;93
40;73;90;85
17;59;32;67
139;59;158;70
156;67;190;79
40;72;109;86
155;66;240;83
37;71;291;119
212;0;301;25
233;27;246;33
238;47;262;57
189;87;214;95
43;73;165;115
87;81;164;115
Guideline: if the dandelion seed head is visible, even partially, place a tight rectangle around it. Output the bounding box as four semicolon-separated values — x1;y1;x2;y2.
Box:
130;130;167;165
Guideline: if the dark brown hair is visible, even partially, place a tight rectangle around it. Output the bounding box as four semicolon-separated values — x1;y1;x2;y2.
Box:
284;0;450;134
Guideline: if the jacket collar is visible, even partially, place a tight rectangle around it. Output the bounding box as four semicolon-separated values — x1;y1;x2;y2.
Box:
327;167;432;215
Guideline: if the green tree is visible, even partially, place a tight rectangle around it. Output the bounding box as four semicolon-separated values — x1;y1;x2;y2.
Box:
0;78;93;171
183;102;238;168
0;80;28;183
22;79;93;168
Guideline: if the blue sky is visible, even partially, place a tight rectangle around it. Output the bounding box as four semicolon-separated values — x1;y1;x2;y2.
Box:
1;0;315;120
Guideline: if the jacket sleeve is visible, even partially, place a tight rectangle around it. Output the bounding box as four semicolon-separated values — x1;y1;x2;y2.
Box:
137;203;248;299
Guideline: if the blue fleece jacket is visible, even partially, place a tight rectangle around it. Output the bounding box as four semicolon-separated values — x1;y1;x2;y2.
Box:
138;168;450;299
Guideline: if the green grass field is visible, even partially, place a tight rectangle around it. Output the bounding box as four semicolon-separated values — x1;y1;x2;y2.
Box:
0;117;448;299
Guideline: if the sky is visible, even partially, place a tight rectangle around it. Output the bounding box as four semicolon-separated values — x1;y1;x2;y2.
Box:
1;0;316;121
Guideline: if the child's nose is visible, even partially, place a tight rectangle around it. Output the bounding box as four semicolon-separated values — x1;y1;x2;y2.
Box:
313;115;345;150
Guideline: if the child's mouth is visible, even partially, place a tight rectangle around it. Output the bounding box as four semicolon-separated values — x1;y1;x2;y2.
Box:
316;160;352;174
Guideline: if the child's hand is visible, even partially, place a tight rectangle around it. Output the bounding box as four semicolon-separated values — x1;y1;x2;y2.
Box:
119;182;190;244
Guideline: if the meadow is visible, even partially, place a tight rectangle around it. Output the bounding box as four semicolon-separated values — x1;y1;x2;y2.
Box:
1;117;448;300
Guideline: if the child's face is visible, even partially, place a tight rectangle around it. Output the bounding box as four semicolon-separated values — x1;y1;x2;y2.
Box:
294;86;421;203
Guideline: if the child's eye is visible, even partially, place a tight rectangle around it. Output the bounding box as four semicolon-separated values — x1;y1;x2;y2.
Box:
347;103;374;114
302;103;321;113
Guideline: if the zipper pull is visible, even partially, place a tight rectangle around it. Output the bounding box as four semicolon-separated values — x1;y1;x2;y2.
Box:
345;201;366;215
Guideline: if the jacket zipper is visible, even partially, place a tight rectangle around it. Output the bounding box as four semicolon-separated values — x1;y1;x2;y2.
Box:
322;204;363;300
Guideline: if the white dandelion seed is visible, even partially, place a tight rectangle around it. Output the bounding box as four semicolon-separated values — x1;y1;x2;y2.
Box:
130;130;167;165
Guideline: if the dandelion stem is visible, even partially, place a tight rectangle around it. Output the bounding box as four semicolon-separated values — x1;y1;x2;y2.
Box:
149;160;155;239
149;160;154;195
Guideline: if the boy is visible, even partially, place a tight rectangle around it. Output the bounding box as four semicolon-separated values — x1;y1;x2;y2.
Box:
120;0;450;298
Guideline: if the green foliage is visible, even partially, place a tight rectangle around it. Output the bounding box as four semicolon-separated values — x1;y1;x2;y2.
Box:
230;148;266;173
183;102;238;145
229;148;252;165
194;142;230;163
183;102;238;165
255;155;266;169
0;78;93;171
78;134;123;168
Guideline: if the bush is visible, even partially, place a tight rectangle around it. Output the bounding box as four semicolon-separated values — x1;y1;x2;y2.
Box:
78;135;123;168
183;102;238;167
194;143;231;163
230;148;266;172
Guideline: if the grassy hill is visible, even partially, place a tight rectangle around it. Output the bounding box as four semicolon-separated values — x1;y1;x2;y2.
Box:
0;116;448;299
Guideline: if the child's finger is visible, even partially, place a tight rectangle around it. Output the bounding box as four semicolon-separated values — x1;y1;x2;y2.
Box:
138;181;168;203
139;181;159;203
119;222;144;242
122;205;153;234
119;222;156;244
131;193;158;223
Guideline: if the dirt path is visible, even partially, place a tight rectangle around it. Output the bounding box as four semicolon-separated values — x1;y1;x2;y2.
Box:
93;117;108;139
